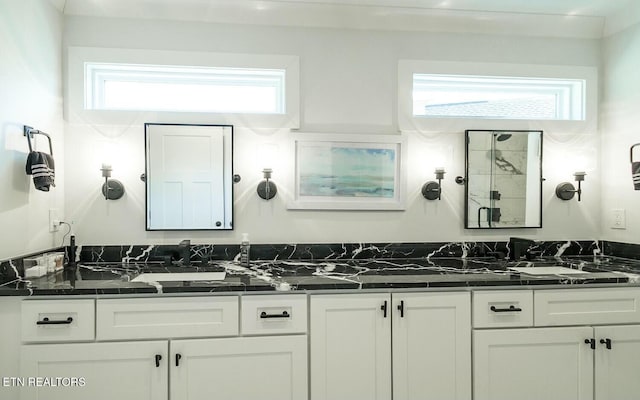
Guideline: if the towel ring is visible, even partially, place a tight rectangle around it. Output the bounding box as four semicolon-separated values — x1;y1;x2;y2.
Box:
24;125;53;156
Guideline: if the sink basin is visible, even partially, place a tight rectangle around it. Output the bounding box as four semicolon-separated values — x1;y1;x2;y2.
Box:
508;266;589;275
131;272;226;282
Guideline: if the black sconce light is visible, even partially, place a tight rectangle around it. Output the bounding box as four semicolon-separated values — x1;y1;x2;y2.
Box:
101;163;125;200
422;168;445;200
556;171;586;201
257;168;277;200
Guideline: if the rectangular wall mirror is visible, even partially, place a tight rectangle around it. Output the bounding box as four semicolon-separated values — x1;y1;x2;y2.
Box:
465;130;542;229
145;123;234;230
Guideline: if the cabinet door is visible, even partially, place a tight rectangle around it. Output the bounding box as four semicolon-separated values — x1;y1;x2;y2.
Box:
393;292;471;400
473;327;593;400
170;335;307;400
310;293;391;400
20;341;168;400
595;325;640;400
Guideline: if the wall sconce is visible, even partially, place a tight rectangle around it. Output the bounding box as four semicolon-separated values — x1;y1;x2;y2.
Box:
422;168;445;200
101;163;125;200
257;168;277;200
555;172;586;201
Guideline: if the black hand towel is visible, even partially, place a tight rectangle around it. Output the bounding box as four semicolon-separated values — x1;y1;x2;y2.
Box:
26;151;55;191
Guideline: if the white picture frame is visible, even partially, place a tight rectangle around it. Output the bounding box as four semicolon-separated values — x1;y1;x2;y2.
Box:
287;133;406;210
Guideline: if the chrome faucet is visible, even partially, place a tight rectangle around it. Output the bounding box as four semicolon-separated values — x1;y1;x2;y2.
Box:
178;239;191;266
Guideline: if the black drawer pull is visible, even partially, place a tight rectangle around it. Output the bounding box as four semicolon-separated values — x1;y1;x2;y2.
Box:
381;301;388;318
397;300;404;318
490;305;522;313
37;317;73;325
585;338;596;349
600;338;612;350
260;311;290;319
175;353;182;366
155;354;162;368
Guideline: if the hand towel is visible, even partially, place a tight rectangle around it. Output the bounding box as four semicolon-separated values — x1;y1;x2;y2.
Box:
25;151;55;191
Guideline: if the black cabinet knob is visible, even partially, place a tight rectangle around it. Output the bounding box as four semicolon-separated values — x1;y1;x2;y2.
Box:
599;338;612;350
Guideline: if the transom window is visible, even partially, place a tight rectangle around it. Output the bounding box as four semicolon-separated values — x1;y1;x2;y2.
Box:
412;74;585;121
85;63;286;114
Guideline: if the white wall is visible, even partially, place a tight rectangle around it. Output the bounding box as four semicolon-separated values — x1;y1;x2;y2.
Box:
63;16;603;246
0;0;64;260
601;22;640;244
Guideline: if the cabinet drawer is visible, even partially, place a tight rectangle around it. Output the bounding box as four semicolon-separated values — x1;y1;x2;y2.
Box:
535;288;640;326
473;290;533;328
241;294;307;335
96;296;239;340
21;299;95;342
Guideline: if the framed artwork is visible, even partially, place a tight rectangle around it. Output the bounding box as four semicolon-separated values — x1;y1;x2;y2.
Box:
288;133;406;210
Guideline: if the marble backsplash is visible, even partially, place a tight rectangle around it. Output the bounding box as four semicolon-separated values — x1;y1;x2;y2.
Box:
602;241;640;261
2;239;634;284
76;240;603;264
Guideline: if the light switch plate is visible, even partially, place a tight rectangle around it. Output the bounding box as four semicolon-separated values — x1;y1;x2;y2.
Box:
611;209;626;229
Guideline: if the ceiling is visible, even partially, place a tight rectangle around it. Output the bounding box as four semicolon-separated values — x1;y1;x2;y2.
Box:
53;0;638;38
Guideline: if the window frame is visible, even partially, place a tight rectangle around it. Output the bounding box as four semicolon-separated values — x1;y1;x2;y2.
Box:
398;60;598;132
67;46;299;128
85;63;286;114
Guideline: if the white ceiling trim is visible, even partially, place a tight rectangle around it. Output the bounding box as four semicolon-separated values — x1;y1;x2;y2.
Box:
604;1;640;37
62;1;607;39
263;0;629;18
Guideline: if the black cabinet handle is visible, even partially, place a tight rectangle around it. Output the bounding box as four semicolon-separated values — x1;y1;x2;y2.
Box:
397;300;404;318
155;354;162;368
585;338;596;349
599;338;612;350
490;305;522;313
175;353;182;366
260;311;290;319
381;301;388;318
37;317;73;325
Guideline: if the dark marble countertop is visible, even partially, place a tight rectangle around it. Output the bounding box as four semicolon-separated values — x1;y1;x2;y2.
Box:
2;256;639;297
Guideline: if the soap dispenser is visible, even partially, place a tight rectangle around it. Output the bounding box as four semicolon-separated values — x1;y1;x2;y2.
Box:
240;233;250;267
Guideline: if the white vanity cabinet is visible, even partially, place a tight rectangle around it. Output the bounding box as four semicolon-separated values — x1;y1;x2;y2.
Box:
20;341;168;400
593;325;640;400
19;298;169;400
170;335;307;400
169;294;308;400
14;286;640;400
474;326;594;400
309;292;471;400
310;293;392;400
18;294;308;400
392;292;471;400
472;288;640;400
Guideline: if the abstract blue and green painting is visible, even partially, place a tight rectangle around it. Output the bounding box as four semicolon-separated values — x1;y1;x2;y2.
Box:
298;145;396;198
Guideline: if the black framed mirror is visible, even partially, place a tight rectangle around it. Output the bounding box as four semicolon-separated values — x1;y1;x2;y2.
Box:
464;130;542;229
145;123;234;230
